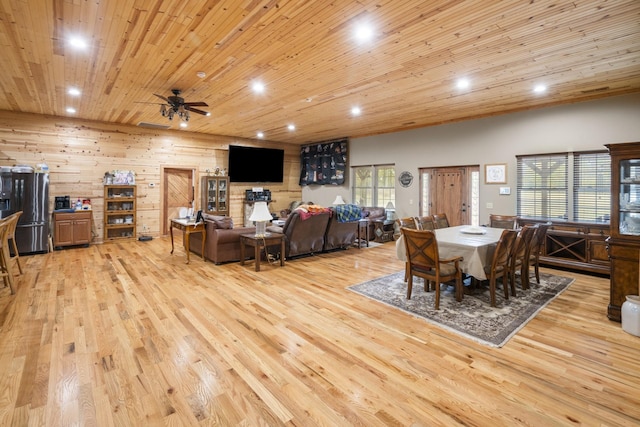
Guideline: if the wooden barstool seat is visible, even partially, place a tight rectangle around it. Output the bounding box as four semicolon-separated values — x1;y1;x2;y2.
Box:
5;211;23;274
0;218;15;294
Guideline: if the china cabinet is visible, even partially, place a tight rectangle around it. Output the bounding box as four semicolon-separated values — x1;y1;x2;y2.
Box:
104;185;136;241
201;176;228;216
606;142;640;322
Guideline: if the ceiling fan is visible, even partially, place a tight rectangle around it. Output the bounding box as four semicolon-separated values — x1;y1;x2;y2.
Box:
153;89;209;121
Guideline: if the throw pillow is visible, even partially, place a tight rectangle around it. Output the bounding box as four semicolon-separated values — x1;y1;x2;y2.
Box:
213;216;233;229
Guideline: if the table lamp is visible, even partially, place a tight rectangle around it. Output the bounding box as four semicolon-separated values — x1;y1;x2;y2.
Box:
250;201;272;237
332;195;346;205
386;202;395;220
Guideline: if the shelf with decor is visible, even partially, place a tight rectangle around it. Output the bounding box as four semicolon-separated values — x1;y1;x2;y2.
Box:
201;176;228;216
606;142;640;322
104;185;136;241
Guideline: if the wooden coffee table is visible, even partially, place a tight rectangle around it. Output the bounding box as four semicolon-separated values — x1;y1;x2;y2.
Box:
240;233;285;271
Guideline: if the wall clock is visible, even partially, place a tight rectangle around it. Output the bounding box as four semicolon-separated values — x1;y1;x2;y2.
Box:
399;171;413;187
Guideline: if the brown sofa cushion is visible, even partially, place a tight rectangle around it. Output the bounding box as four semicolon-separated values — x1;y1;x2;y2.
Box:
203;214;233;229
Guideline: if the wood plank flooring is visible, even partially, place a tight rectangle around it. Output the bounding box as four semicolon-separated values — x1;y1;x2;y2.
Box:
0;237;638;426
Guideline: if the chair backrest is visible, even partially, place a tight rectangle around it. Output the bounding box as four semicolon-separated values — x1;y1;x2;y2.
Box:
415;215;435;230
528;222;551;261
489;229;518;275
396;217;417;230
5;211;23;239
432;213;450;229
511;225;536;265
490;214;518;229
401;227;440;271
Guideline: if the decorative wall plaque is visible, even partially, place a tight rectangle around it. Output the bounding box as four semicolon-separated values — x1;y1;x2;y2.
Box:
399;171;413;187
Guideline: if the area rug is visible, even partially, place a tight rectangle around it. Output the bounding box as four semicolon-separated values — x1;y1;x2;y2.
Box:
348;272;574;347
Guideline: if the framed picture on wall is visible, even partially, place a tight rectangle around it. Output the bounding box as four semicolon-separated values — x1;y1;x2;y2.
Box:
485;163;507;184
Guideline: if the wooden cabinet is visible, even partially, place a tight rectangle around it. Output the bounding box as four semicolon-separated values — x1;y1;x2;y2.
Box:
53;211;92;248
606;142;640;321
201;176;228;215
104;185;136;241
518;218;610;275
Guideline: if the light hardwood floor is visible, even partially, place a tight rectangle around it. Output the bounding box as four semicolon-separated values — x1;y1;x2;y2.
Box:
0;236;638;426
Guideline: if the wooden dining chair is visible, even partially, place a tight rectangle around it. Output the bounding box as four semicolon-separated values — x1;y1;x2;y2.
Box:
401;227;463;310
4;211;23;274
489;214;518;229
509;225;537;292
526;223;551;286
432;213;450;229
396;217;417;230
415;215;435;231
0;218;15;294
484;229;518;307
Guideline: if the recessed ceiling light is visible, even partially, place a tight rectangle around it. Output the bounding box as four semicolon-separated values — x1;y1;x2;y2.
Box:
354;23;374;42
456;78;470;90
68;87;81;96
66;107;76;114
287;124;296;131
351;106;362;116
68;37;88;50
180;122;187;128
257;131;264;138
533;84;547;93
206;112;211;117
252;81;265;94
196;71;206;79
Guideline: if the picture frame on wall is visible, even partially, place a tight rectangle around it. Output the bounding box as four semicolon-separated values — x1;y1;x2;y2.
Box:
485;163;507;184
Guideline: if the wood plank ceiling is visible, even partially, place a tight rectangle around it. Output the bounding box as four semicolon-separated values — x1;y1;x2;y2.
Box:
0;0;639;144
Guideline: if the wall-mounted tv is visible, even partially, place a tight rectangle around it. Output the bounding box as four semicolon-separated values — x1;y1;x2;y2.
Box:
228;145;285;183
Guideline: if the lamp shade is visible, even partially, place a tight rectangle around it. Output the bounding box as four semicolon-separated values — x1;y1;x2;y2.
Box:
249;201;272;221
386;202;395;210
332;195;346;205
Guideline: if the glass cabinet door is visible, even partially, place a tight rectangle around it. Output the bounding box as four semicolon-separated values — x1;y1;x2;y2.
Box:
619;159;640;235
207;179;217;211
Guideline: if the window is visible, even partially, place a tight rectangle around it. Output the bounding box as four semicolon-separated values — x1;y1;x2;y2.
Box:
573;151;611;222
352;165;395;207
517;151;610;222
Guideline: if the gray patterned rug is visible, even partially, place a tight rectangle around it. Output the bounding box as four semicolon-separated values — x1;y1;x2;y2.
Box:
348;272;574;347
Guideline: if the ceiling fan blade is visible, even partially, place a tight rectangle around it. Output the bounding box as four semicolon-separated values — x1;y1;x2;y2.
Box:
183;101;208;107
185;106;209;115
153;93;170;103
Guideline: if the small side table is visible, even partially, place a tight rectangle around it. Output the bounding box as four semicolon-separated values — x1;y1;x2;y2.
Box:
356;219;369;248
373;220;395;243
240;233;285;271
170;218;206;264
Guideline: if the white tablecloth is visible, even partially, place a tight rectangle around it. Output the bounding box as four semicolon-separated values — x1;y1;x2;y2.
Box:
396;225;504;280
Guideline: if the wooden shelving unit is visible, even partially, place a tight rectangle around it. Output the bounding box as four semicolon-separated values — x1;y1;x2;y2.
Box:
104;185;136;241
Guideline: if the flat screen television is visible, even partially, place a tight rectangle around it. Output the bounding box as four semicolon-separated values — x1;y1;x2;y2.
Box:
228;145;284;183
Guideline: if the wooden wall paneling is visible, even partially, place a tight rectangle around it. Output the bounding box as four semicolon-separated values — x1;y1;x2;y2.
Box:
0;111;302;243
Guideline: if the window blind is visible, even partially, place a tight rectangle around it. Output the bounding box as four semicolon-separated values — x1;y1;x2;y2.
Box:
573;151;611;222
517;153;568;219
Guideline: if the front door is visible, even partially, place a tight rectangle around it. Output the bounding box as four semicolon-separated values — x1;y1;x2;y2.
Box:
162;167;194;235
423;166;474;226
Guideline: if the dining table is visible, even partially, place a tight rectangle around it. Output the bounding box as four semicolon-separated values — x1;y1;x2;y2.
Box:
396;225;505;280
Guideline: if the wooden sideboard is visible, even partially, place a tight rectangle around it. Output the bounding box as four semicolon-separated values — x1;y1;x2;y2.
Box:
518;218;610;276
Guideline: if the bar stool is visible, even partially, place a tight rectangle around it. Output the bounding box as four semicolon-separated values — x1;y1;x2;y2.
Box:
5;211;23;274
0;218;15;294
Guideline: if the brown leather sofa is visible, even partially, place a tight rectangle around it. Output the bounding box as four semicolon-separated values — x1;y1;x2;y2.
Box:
323;209;359;251
276;210;331;257
188;215;255;264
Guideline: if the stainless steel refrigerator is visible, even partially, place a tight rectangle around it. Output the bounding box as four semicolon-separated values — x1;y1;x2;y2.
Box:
4;172;50;254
